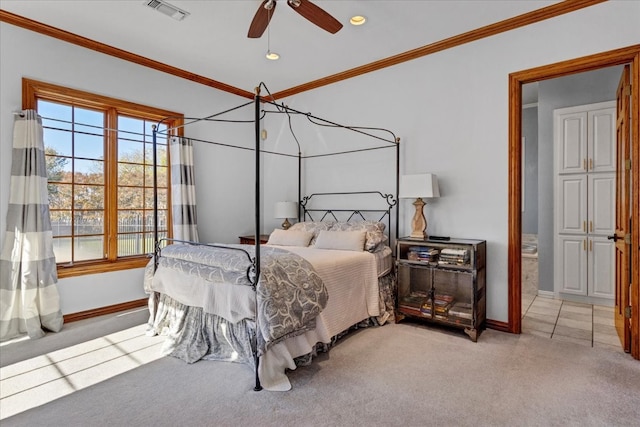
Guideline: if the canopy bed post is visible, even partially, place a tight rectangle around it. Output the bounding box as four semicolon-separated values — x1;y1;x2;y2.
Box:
152;125;159;271
254;87;262;260
395;137;400;252
298;152;302;222
150;125;161;323
253;86;263;392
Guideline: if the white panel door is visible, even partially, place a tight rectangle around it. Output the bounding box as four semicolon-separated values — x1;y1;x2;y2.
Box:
589;173;616;235
589;236;615;299
558;235;587;296
557;175;587;234
588;106;616;173
554;102;616;303
557;112;587;174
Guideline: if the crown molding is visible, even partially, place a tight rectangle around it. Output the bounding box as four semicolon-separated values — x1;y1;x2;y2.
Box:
1;0;607;100
0;9;255;99
271;0;607;99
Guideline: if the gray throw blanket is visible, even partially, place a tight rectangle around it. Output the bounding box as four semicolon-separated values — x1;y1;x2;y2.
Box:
145;243;328;353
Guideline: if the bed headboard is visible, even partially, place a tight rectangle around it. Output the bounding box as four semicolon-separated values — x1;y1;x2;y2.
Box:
299;191;397;246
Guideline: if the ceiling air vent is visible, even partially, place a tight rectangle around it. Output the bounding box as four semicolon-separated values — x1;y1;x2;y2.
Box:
144;0;190;21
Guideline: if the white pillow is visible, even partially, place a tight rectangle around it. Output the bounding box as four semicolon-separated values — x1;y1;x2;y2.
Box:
266;229;313;247
329;221;388;252
288;221;334;244
313;230;367;251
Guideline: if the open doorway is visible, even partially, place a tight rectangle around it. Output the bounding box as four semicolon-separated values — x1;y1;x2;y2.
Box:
521;66;620;308
507;45;640;360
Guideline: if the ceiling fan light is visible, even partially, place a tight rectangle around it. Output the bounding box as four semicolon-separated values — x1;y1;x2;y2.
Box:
350;15;366;26
266;51;280;60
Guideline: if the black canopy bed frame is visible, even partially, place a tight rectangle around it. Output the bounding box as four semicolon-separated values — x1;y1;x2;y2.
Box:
149;83;400;391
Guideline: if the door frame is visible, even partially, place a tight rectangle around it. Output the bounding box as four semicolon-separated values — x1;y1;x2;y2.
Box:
507;44;640;359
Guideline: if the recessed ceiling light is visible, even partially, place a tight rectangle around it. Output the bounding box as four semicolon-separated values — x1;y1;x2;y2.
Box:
350;15;366;26
266;51;280;60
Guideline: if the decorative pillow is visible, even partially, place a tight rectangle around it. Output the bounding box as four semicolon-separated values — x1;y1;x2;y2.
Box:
266;229;313;247
329;221;388;252
313;230;367;252
288;221;335;245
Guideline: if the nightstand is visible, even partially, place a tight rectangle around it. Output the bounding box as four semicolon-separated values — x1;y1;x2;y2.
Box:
396;237;486;342
239;234;270;245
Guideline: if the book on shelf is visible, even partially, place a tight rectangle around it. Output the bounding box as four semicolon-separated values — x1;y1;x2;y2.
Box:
437;247;470;266
420;299;433;315
448;302;472;320
400;291;429;308
407;246;440;262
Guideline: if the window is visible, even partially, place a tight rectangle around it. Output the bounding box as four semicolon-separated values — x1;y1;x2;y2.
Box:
23;79;183;278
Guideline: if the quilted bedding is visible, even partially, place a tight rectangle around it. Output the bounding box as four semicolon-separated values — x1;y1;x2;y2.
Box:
143;242;394;391
144;243;328;353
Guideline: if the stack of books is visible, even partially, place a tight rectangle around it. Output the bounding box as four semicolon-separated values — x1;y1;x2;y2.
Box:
448;302;473;324
433;293;455;320
438;248;470;266
420;298;433;316
399;290;429;309
407;246;439;263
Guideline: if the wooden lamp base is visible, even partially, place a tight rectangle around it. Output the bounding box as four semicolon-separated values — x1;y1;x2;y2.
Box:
409;197;427;239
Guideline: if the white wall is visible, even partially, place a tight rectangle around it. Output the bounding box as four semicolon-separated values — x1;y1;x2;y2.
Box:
1;0;639;321
280;0;640;322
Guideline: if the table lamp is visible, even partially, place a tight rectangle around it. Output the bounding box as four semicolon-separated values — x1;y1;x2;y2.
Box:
275;201;298;230
399;173;440;239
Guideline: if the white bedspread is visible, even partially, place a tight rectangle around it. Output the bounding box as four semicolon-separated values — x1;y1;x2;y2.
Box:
281;246;380;334
259;245;381;391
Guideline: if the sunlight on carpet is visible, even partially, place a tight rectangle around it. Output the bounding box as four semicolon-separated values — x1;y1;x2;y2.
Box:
0;324;164;420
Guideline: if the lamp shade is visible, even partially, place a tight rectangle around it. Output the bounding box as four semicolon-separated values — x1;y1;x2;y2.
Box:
274;201;298;219
399;174;440;199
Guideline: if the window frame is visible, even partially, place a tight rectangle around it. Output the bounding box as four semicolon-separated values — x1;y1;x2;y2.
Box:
23;78;183;278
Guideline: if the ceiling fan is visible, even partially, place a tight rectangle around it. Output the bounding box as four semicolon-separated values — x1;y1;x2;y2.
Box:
247;0;343;38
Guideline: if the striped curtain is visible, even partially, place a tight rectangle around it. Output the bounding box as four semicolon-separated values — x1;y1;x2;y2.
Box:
170;137;199;242
0;110;63;341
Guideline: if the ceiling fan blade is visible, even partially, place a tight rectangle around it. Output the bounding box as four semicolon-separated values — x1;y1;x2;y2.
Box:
248;0;276;39
288;0;343;34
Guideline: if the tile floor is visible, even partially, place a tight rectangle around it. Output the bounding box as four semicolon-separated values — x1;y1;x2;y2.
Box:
521;294;624;353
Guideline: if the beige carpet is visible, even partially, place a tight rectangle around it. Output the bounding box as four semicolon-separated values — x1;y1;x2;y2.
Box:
1;310;639;426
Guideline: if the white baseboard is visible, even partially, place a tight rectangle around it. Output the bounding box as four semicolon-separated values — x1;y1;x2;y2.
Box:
532;290;615;307
536;290;556;299
558;292;615;307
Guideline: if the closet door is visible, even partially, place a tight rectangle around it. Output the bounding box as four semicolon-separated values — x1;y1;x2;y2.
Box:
557;175;587;235
554;102;616;303
588;173;615;236
588;236;615;299
557;235;588;296
557;111;587;174
588;107;616;173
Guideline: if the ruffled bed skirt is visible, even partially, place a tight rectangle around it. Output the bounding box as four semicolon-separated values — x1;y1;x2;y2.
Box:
148;294;257;366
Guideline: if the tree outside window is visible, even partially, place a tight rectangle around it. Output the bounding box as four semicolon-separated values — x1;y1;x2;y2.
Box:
24;79;182;277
